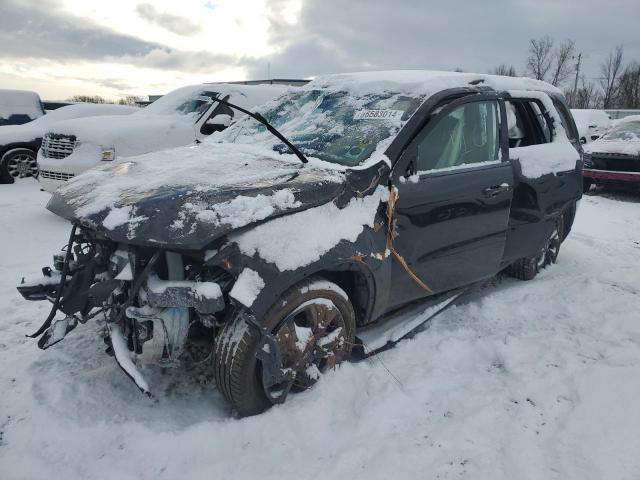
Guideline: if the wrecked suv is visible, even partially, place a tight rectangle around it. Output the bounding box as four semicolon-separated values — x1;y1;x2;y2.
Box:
19;71;582;416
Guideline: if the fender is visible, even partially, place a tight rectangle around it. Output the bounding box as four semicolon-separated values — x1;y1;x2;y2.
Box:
1;140;41;160
204;193;391;324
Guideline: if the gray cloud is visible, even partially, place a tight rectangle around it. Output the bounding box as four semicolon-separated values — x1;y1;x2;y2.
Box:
0;0;162;62
136;3;201;36
248;0;640;85
0;0;237;75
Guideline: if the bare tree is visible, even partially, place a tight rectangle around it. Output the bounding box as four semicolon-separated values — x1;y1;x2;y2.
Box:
613;62;640;108
526;36;554;81
118;95;145;106
67;95;110;104
570;77;601;109
599;45;624;108
549;39;576;87
491;64;518;77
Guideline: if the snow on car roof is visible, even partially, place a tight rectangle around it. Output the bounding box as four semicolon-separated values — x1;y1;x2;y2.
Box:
140;83;290;116
303;70;561;96
0;89;44;120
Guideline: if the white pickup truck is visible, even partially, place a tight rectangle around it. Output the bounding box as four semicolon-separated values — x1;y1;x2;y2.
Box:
37;83;290;192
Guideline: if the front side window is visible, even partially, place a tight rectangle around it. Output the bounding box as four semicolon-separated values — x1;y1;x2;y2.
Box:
416;100;500;172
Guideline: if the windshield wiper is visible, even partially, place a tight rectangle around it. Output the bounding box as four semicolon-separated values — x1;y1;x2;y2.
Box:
211;95;308;165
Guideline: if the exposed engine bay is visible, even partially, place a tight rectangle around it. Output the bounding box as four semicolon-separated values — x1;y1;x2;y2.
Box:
18;225;233;393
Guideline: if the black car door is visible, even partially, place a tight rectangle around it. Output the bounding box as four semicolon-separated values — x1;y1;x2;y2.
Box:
387;94;513;309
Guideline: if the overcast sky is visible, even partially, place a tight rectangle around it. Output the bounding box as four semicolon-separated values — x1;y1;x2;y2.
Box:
1;0;639;100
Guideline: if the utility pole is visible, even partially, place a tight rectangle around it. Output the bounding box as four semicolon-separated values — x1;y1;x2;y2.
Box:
571;53;582;107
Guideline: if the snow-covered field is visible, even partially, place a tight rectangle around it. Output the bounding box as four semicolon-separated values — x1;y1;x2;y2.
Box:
1;180;639;480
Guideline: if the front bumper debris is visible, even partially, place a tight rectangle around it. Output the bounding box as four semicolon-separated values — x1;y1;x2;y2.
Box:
18;225;229;395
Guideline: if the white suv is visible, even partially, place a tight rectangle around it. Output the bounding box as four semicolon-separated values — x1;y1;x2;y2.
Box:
37;83;289;192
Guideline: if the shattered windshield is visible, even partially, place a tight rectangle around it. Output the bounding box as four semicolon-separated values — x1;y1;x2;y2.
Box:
220;90;424;166
602;120;640;141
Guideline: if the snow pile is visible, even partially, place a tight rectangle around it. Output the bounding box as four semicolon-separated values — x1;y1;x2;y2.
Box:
229;268;265;307
508;90;580;178
232;185;388;271
174;188;301;230
2;182;640;479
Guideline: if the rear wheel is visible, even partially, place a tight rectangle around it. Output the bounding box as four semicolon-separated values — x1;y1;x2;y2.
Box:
214;278;355;416
507;219;563;281
583;177;593;193
1;149;38;183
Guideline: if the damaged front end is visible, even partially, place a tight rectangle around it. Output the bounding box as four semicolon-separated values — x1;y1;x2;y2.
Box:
18;225;232;394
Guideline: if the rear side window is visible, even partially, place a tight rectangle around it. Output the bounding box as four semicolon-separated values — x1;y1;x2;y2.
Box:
505;100;551;147
551;98;579;143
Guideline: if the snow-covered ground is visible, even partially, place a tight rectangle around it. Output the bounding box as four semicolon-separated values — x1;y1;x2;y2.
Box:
1;180;639;480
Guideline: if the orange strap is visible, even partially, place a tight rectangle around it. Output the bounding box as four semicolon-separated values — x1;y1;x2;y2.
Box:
385;188;434;295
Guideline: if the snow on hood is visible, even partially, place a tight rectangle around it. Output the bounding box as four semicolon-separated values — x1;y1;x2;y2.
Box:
47;143;346;249
0;103;137;145
584;117;640;157
231;185;388;271
47;114;195;157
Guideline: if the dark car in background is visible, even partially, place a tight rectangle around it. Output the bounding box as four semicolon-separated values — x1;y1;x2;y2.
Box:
19;71;582;416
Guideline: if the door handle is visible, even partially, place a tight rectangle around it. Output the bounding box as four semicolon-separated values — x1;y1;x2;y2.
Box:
482;183;511;197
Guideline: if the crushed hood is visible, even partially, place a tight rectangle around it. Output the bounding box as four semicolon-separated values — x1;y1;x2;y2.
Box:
47;143;347;250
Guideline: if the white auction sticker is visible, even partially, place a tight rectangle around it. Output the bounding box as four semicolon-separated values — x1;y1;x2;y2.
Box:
353;109;404;120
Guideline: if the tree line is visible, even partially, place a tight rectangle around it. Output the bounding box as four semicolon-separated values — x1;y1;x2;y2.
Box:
66;95;146;106
491;36;639;109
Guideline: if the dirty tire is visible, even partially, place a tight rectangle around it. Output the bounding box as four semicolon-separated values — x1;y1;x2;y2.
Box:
507;218;564;281
583;178;593;193
214;277;356;416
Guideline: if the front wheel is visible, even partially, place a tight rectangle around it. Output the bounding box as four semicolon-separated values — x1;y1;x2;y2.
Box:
583;177;593;193
1;149;38;183
507;219;563;281
214;277;356;416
